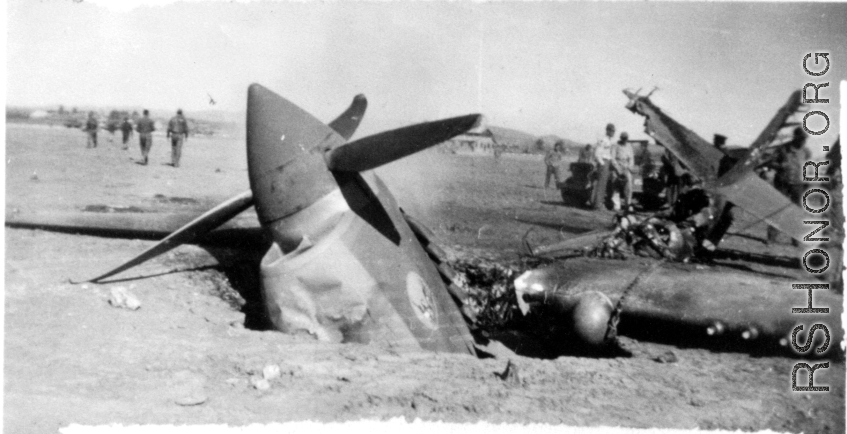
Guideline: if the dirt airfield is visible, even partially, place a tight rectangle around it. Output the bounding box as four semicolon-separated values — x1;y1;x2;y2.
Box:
5;123;845;432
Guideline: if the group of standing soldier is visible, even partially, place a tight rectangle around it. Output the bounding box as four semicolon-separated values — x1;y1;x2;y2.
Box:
82;109;190;168
539;114;827;253
543;123;635;211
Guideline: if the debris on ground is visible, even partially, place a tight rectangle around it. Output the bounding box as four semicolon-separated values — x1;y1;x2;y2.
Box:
450;259;523;330
251;376;271;391
497;359;522;387
653;351;679;364
262;364;281;380
174;394;207;406
450;259;627;355
108;286;141;310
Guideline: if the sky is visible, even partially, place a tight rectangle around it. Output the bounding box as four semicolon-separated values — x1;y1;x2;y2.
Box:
6;0;846;147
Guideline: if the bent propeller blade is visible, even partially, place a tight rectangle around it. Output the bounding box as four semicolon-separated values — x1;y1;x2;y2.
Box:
328;94;368;141
325;114;481;172
83;190;254;282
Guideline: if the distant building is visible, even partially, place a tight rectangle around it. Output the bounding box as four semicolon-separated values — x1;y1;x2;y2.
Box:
443;115;498;154
29;110;49;119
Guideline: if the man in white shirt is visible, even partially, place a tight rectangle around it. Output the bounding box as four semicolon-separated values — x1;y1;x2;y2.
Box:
611;132;635;211
591;123;615;210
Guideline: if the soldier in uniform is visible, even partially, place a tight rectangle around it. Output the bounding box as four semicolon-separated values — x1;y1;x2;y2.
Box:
84;112;99;148
591;123;615;210
135;109;156;165
610;132;635;211
167;109;190;168
119;117;134;150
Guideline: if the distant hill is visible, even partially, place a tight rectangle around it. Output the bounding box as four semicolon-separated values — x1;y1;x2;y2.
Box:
439;122;583;156
488;127;584;155
487;125;538;150
536;134;586;154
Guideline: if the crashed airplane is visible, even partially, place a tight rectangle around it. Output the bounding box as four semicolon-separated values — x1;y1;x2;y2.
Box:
7;85;840;359
10;84;483;355
513;89;841;356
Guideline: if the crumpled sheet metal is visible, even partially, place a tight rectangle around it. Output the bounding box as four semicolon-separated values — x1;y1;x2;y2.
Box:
588;215;696;262
258;181;475;355
260;238;375;343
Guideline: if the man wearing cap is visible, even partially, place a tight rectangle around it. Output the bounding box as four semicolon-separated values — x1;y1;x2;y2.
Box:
167;109;190;168
713;133;737;177
591;123;615;210
135;109;156;165
610;132;635;211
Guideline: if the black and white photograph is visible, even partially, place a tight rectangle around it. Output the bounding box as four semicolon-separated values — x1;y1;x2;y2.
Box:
5;1;846;432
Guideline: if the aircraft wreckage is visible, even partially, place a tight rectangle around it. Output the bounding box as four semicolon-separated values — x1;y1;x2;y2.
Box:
7;85;842;359
518;89;842;357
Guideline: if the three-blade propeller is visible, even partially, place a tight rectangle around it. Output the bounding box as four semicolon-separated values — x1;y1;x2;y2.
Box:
85;85;480;282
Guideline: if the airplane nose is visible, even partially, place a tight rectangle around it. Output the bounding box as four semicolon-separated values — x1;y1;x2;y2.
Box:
246;84;345;224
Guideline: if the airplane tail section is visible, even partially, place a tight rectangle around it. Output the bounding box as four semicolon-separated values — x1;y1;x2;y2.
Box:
715;90;806;185
748;90;804;155
707;90;808;244
624;88;811;247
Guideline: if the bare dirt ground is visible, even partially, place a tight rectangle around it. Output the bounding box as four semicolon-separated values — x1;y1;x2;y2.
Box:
5;123;845;432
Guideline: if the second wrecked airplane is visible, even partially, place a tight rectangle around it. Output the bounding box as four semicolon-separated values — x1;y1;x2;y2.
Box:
529;89;814;260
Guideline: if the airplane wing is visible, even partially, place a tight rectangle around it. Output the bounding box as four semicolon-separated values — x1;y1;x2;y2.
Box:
5;209;261;244
711;170;808;243
624;90;723;183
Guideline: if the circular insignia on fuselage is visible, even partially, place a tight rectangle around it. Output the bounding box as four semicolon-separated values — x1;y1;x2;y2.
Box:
406;272;439;330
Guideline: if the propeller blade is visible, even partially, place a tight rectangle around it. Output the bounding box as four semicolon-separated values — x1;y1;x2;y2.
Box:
328;94;367;141
325;114;481;172
83;190;254;282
